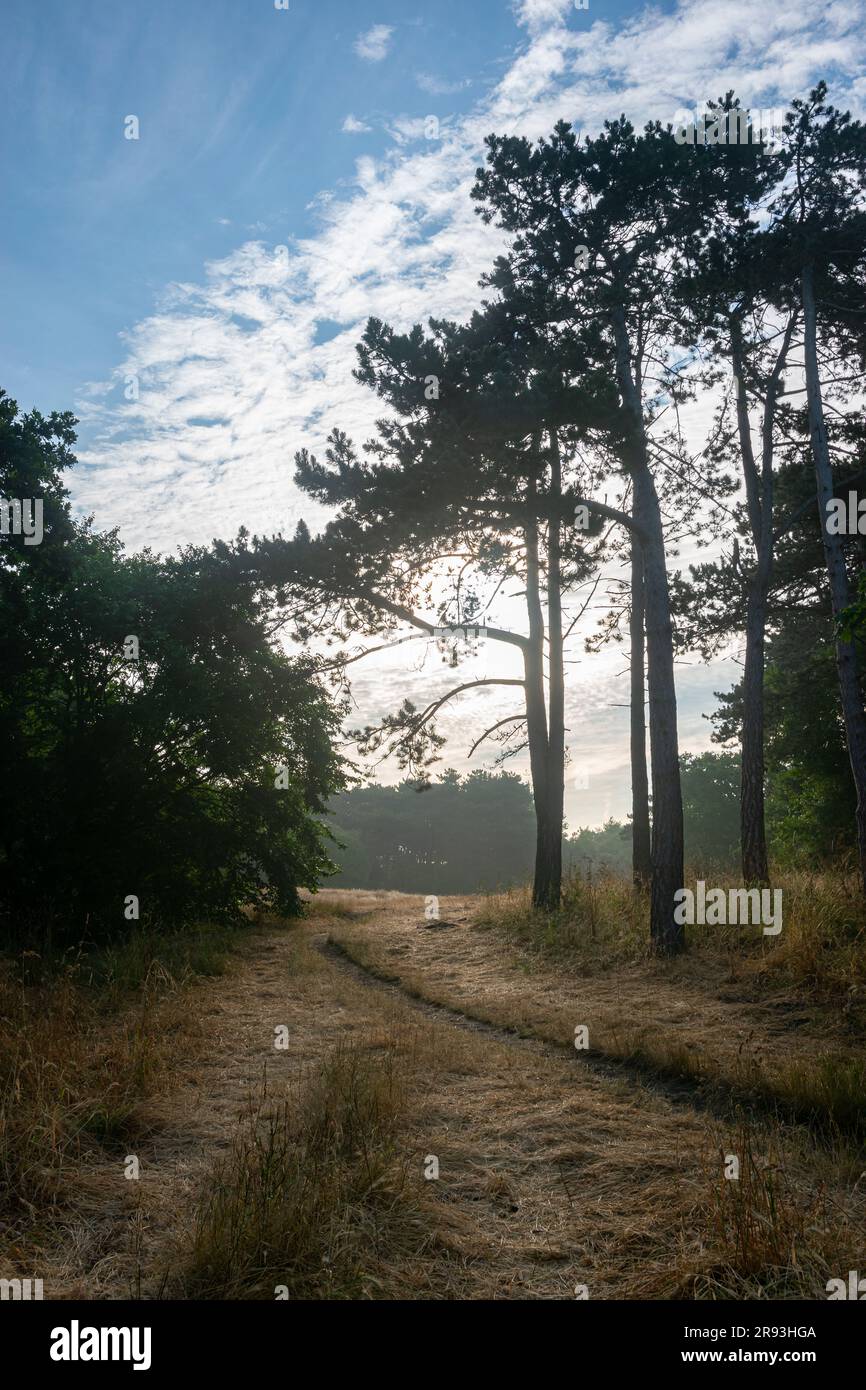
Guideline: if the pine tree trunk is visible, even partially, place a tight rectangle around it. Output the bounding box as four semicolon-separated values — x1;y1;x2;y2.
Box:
613;308;684;953
524;468;558;910
730;311;794;886
741;580;769;883
545;430;566;906
636;466;686;952
802;263;866;894
630;535;651;887
731;328;770;886
533;796;563;910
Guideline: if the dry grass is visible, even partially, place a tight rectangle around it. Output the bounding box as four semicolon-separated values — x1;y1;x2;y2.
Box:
687;1119;866;1300
0;925;238;1266
475;872;648;969
479;868;866;1009
6;890;865;1301
300;888;416;921
175;933;720;1300
182;1033;440;1300
183;1044;403;1298
311;895;866;1299
326;883;866;1142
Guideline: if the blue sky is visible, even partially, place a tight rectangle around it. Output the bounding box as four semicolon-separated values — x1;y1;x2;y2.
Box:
5;0;664;417
4;0;865;827
3;0;648;413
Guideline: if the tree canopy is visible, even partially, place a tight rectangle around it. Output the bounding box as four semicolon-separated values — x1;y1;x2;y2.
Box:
0;392;345;948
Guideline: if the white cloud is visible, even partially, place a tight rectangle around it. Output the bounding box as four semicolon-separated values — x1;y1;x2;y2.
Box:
514;0;574;34
342;114;372;134
354;24;394;63
385;115;445;145
415;71;471;96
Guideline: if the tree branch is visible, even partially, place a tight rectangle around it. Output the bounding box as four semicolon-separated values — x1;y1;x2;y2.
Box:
362;589;530;652
468;714;527;758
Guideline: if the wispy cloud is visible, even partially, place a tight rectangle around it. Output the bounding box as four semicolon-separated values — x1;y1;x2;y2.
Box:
354;24;394;63
513;0;574;36
342;114;372;134
75;0;866;559
415;71;472;96
385;115;449;145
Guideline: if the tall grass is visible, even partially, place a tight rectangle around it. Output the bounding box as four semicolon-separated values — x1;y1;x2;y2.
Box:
0;923;238;1223
477;866;866;1004
183;1041;422;1300
475;870;647;969
370;868;866;1141
83;922;239;1002
690;1119;864;1299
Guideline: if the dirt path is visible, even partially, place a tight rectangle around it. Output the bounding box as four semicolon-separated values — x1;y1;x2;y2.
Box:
38;896;862;1300
322;890;865;1102
315;933;726;1117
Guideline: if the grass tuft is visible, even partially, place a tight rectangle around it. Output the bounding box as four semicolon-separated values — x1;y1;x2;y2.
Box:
183;1039;425;1300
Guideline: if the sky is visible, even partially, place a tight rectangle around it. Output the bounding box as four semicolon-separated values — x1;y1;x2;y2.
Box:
4;0;865;829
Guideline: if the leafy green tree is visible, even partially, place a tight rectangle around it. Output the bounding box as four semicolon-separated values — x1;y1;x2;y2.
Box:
715;606;858;865
347;299;617;910
564;820;632;877
674;86;866;889
0;393;344;948
565;753;741;875
679;752;741;870
244;284;617;912
669;100;795;886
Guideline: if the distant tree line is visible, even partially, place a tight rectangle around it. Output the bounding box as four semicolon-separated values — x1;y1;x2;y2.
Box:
326;737;861;895
327;770;536;892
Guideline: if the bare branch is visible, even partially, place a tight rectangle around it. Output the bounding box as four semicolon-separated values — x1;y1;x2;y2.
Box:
468;714;527;758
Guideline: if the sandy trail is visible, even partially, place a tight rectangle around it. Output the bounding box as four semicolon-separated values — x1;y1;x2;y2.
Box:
323;889;862;1088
